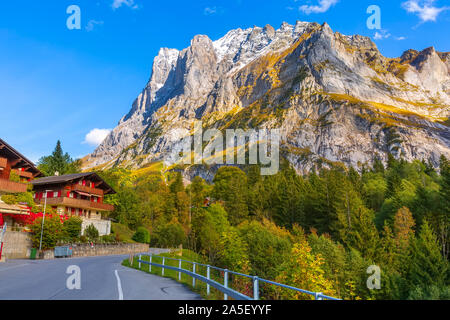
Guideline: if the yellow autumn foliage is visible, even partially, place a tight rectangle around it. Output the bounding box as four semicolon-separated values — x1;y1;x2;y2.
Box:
275;239;337;300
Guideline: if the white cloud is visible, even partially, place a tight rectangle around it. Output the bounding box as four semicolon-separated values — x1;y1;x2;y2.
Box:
83;129;111;147
85;20;104;32
204;7;217;15
395;36;407;40
112;0;138;10
373;30;391;40
298;0;339;14
402;0;449;22
204;6;225;15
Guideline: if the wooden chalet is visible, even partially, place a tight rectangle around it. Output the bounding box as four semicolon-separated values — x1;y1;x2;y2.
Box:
0;138;41;194
31;173;116;235
0;138;41;227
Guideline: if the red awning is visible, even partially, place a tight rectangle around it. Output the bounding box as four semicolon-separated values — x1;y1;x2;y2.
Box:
75;191;91;197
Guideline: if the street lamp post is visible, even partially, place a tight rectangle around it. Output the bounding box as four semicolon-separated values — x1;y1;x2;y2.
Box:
39;190;52;251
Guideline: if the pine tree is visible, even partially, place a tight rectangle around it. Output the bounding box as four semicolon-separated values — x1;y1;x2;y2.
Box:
37;140;81;176
436;155;450;259
338;206;380;261
190;176;206;209
169;172;184;194
409;220;448;289
393;207;416;250
212;167;248;225
372;157;385;175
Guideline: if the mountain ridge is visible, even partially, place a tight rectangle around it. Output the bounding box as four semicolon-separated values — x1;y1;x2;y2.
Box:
83;20;450;175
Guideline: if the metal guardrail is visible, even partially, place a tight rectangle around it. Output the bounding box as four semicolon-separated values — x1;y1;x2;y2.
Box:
135;254;341;301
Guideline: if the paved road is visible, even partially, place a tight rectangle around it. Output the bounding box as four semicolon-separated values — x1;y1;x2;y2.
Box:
0;255;201;300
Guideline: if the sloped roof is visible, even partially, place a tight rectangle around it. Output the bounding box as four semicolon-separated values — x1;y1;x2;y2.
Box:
31;172;116;194
0;138;41;177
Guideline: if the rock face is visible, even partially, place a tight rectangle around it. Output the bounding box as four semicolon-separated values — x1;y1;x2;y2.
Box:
84;21;450;175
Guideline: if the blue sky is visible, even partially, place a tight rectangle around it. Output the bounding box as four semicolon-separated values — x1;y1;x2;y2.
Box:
0;0;449;163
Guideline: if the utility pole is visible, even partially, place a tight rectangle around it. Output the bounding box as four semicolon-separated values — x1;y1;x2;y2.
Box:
0;222;7;260
39;190;52;251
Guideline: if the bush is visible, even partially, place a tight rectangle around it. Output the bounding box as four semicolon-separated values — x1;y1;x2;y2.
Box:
101;234;116;243
238;219;292;280
111;222;135;243
132;227;151;244
62;217;82;242
30;216;63;250
9;170;20;182
85;224;99;241
152;221;186;248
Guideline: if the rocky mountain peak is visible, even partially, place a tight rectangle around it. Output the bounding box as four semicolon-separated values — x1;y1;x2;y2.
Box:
83;20;450;174
400;49;419;63
263;24;275;38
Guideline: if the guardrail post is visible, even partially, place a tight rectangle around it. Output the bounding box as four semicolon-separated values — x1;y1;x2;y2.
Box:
315;292;323;300
162;257;165;276
178;259;182;281
224;269;229;300
138;254;142;269
192;263;196;287
253;276;259;300
206;265;211;296
149;254;152;272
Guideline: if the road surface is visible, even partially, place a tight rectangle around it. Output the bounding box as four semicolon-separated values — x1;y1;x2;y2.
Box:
0;255;201;300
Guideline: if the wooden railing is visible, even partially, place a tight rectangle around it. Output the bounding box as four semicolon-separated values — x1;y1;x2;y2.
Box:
0;178;28;193
0;157;7;169
36;196;114;212
71;184;104;196
12;169;33;179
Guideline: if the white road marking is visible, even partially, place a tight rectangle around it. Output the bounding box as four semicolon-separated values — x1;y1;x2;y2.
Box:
114;270;124;300
0;263;29;272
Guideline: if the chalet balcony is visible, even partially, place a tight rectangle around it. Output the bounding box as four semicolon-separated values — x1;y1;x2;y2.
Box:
0;157;7;169
36;196;114;212
71;184;104;196
0;178;28;193
12;169;33;179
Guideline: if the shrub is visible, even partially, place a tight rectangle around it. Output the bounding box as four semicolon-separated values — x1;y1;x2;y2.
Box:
111;222;135;243
30;216;64;250
132;227;151;244
62;217;82;242
101;234;116;243
9;170;20;182
85;224;99;241
152;220;186;248
238;219;292;280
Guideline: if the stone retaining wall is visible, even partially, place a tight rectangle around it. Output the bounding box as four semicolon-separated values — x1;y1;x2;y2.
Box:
0;230;149;261
69;243;149;257
1;231;32;259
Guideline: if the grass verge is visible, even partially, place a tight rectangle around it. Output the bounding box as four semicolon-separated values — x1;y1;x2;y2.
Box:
122;249;227;300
